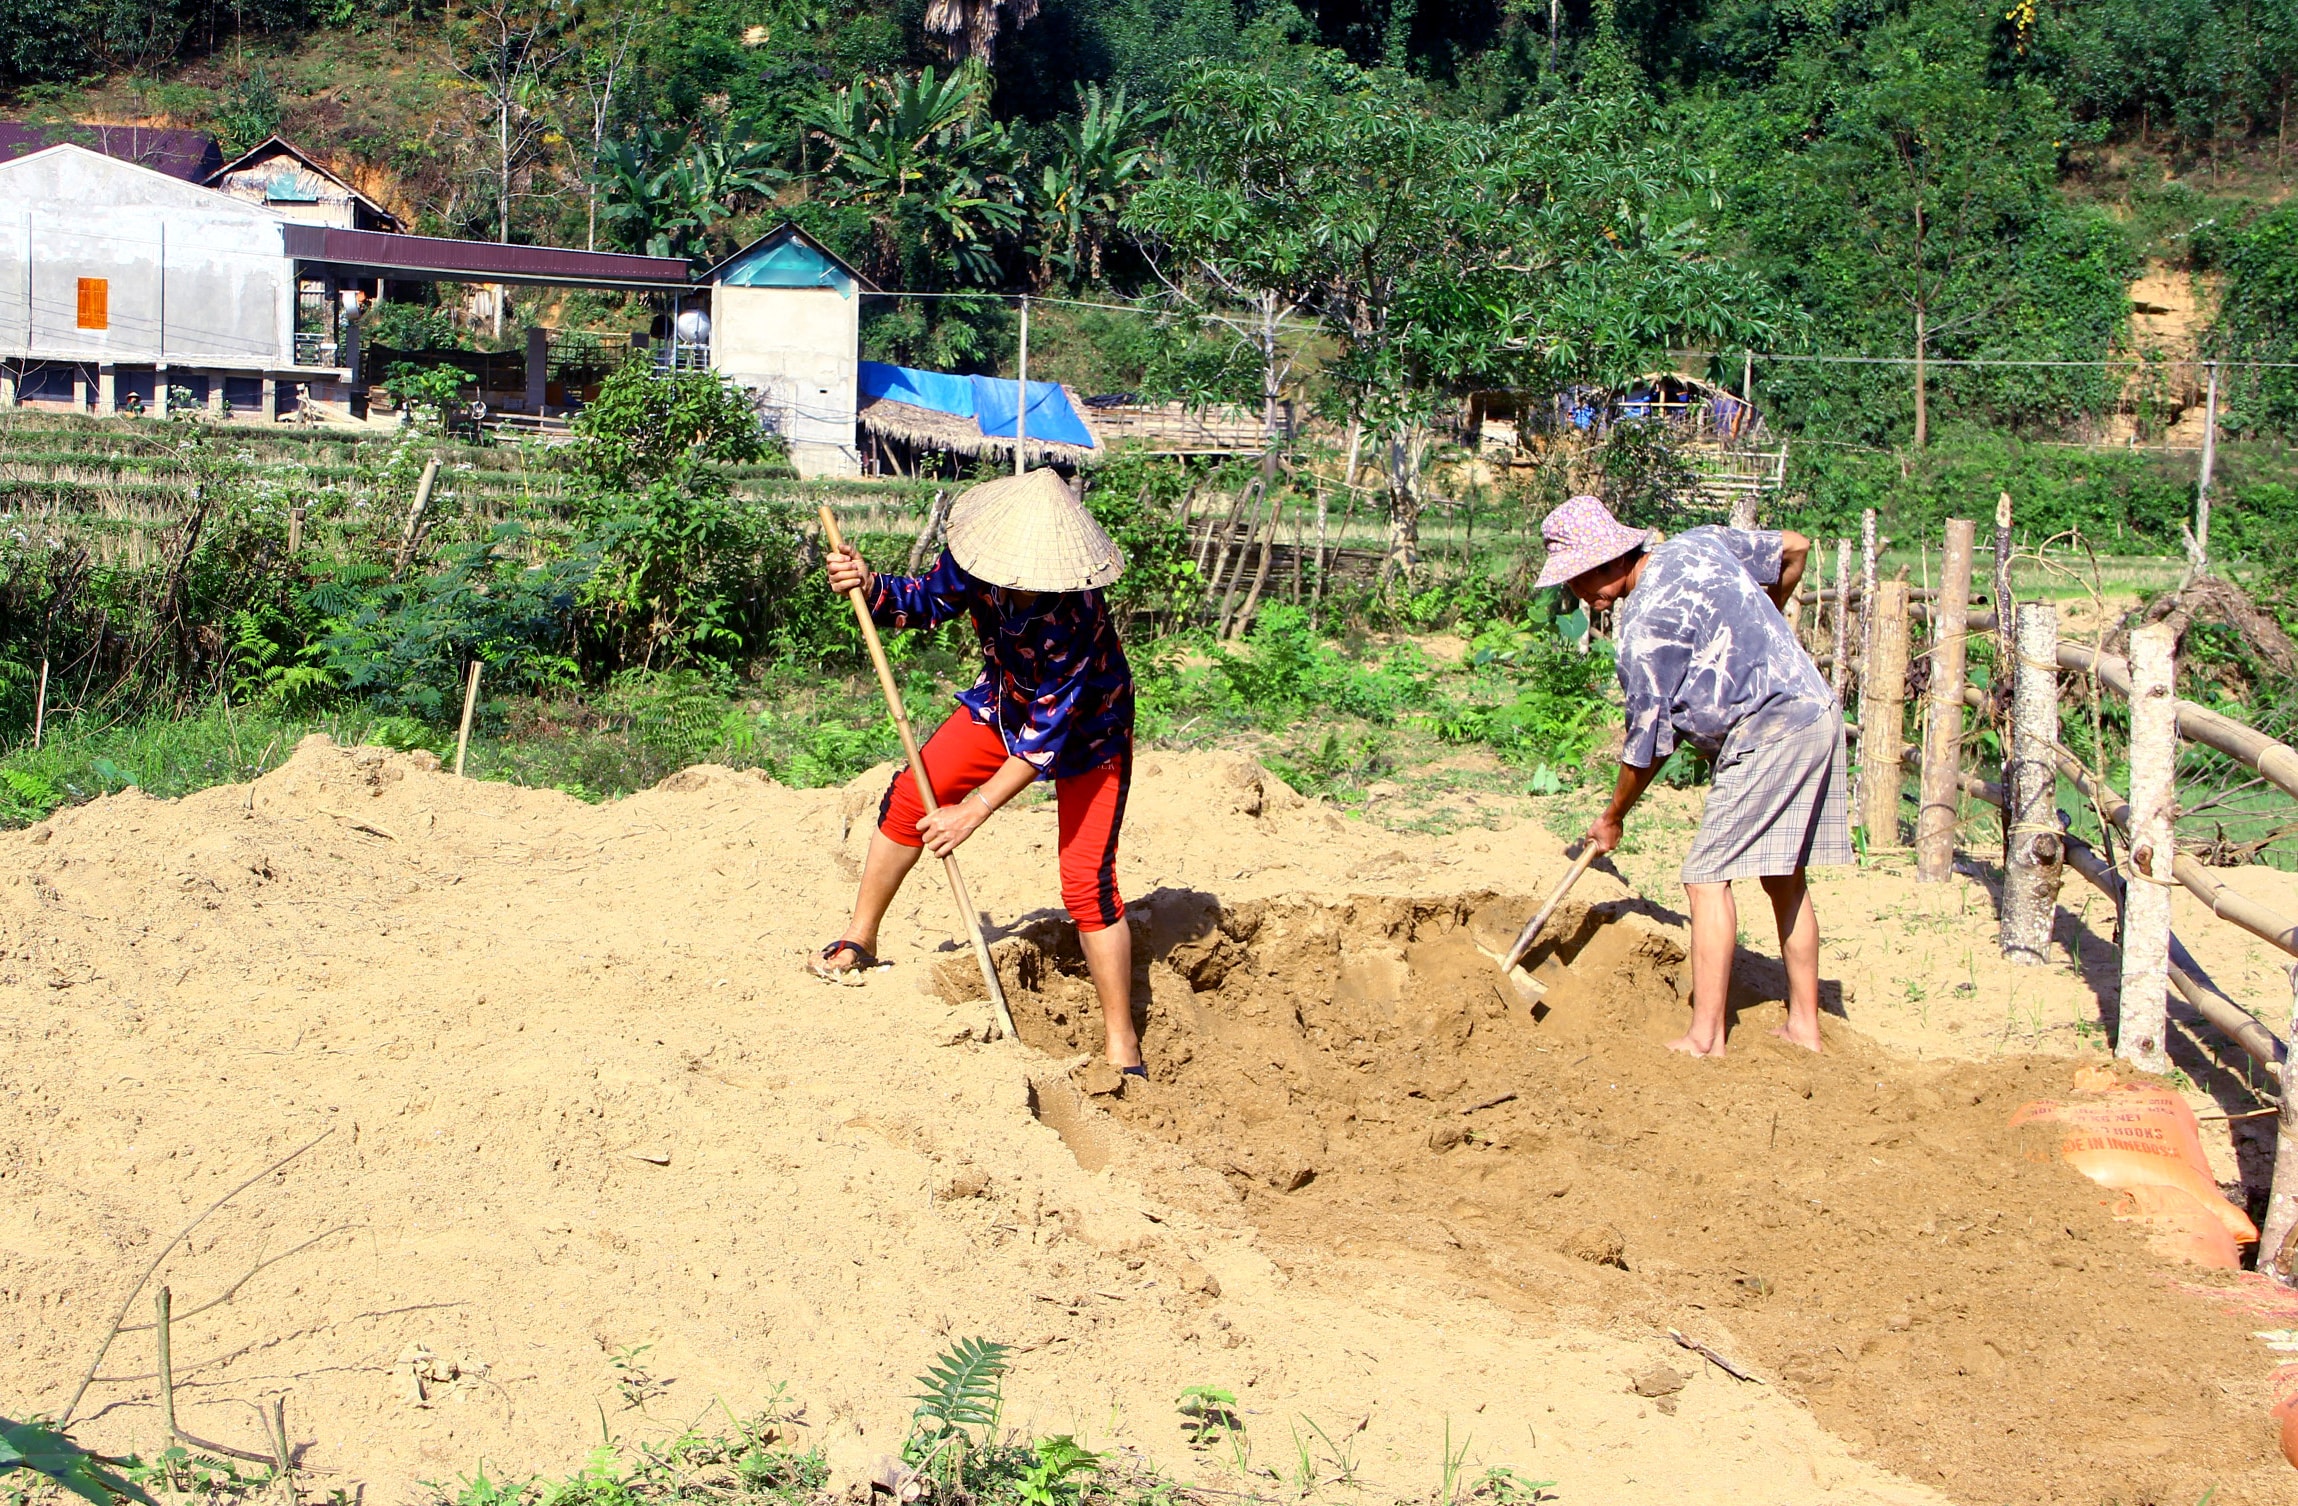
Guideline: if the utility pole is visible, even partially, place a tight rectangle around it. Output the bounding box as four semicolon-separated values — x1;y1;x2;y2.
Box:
1014;294;1028;478
2191;359;2219;577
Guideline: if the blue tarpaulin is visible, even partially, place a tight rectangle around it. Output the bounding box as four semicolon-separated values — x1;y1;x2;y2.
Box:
970;375;1096;448
859;361;977;417
857;360;1096;449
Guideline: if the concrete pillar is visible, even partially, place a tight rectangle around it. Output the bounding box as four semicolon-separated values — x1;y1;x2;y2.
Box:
207;374;225;417
261;376;278;422
0;362;16;408
98;365;117;416
153;368;169;419
72;365;90;411
525;327;547;414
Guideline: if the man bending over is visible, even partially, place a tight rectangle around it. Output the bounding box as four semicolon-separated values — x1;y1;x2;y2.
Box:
1533;496;1846;1057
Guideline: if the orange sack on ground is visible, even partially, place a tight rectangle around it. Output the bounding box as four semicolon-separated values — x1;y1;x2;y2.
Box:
2010;1077;2258;1268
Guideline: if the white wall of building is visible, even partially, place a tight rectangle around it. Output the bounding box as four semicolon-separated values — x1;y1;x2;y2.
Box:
710;284;860;479
0;145;292;369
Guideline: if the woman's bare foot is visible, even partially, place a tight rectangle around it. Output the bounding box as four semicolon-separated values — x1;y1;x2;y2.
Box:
808;937;880;980
1666;1032;1726;1058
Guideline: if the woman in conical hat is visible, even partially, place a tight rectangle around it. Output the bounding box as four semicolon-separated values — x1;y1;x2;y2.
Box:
816;469;1144;1077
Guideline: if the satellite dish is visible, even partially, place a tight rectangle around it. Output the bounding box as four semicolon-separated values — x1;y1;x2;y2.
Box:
675;308;712;342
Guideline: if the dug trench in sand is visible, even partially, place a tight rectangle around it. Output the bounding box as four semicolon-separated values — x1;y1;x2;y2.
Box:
0;740;1963;1506
981;886;2291;1506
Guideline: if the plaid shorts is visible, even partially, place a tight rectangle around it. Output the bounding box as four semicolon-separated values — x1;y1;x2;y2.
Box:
1680;706;1853;884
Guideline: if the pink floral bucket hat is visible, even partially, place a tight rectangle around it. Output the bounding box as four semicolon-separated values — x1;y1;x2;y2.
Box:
1533;495;1654;589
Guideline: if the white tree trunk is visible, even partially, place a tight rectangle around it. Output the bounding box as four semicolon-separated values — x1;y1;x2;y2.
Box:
2260;972;2298;1283
2118;622;2178;1073
2002;601;2063;964
1917;518;1976;881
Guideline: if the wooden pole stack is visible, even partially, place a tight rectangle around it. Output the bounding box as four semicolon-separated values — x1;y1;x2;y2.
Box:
1859;579;1911;847
2117;624;2177;1073
1916;519;1975;880
2002;601;2063;964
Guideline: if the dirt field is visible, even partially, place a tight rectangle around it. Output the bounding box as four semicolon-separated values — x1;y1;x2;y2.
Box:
3;736;2295;1505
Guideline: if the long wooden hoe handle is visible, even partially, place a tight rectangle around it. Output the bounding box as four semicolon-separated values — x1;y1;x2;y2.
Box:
819;505;1018;1041
1500;843;1599;975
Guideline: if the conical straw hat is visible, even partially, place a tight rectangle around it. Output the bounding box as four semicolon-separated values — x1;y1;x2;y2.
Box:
944;469;1126;592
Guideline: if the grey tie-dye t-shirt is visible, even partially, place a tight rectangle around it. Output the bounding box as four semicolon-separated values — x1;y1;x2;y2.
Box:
1613;526;1833;769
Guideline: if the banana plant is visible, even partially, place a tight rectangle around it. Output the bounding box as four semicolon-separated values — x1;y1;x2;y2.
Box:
803;64;1021;287
599;116;785;264
1033;83;1161;287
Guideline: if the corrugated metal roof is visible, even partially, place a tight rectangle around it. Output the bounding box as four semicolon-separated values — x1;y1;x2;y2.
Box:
0;121;222;181
282;225;692;288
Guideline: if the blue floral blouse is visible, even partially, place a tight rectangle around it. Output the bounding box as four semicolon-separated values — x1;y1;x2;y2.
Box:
868;550;1135;780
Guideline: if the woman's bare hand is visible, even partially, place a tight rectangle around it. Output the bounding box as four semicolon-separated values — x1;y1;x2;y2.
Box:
826;545;873;598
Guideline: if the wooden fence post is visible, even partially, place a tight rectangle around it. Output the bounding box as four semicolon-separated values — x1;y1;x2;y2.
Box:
454;660;482;778
1859;508;1878;655
2262;966;2298;1285
2002;601;2063;963
2118;623;2177;1073
1860;579;1911;846
1917;518;1976;881
1830;538;1854;704
1847;511;1881;826
288;504;304;556
1992;490;2015;684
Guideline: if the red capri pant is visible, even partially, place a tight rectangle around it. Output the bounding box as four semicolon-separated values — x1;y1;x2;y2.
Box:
877;709;1131;932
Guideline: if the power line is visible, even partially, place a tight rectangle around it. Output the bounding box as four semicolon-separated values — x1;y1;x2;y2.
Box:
1753;353;2298;372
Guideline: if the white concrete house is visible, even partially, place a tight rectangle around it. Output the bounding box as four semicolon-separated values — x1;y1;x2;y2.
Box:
0;140;691;422
0;142;317;416
704;225;871;478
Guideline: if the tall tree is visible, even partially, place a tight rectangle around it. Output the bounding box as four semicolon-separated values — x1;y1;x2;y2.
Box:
1033;83;1162;288
448;0;571;248
1130;54;1782;572
1734;15;2091;446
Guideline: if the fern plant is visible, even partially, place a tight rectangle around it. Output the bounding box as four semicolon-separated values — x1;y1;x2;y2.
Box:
0;1416;155;1506
904;1337;1009;1472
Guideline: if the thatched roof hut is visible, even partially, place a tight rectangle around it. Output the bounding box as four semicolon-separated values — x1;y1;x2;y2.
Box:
858;388;1100;471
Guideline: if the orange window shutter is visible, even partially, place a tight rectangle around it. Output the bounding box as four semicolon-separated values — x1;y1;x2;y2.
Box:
77;278;108;331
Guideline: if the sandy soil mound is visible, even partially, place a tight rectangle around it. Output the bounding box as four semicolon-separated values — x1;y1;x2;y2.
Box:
0;736;2285;1506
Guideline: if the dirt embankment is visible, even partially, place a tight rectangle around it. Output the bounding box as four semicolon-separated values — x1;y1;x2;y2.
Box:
0;735;2290;1506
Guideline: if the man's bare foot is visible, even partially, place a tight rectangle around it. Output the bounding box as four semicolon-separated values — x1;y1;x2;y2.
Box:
1665;1033;1726;1058
1772;1022;1823;1053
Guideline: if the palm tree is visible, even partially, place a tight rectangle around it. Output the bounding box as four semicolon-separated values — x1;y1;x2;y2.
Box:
921;0;1038;64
